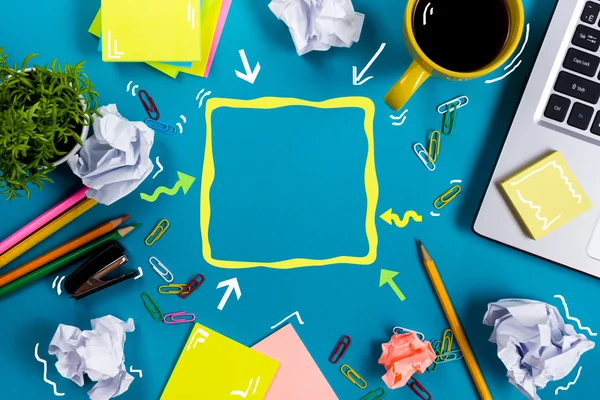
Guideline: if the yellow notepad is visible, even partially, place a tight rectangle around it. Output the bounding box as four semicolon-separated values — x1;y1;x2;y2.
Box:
101;0;201;62
161;323;279;399
501;151;592;240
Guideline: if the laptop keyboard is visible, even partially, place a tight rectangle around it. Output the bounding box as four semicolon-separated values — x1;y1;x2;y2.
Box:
544;1;600;135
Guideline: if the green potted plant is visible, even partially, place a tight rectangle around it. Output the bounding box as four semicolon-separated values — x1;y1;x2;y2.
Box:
0;48;100;200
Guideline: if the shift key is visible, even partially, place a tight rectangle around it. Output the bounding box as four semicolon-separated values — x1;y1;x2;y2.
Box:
554;71;600;104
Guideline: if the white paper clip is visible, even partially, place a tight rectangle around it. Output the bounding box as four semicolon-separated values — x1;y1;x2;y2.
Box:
437;96;469;114
413;143;436;171
393;326;425;341
149;256;174;283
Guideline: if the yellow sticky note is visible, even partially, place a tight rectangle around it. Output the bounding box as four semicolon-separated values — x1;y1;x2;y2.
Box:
89;9;180;78
501;151;592;240
178;0;224;77
161;323;280;399
101;0;201;62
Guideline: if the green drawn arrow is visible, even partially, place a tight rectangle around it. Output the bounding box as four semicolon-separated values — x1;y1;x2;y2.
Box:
140;171;196;203
379;269;406;301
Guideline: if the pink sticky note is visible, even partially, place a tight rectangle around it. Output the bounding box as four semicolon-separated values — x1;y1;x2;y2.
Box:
204;0;232;76
253;324;338;400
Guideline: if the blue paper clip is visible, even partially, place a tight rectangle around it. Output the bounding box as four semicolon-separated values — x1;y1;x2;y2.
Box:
435;349;463;364
413;143;435;171
427;339;442;372
145;119;177;135
361;388;386;400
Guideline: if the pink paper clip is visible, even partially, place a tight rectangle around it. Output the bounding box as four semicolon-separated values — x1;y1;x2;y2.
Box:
178;273;205;299
164;312;196;324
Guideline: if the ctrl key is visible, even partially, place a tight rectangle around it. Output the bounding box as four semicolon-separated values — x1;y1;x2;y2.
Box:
544;94;571;122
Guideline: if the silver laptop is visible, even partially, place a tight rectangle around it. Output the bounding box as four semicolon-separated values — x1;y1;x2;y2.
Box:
474;0;600;277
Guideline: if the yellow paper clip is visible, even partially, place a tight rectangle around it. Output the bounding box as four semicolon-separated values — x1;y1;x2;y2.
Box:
413;143;435;171
433;185;461;209
145;219;170;246
158;284;191;295
439;329;454;360
340;364;367;389
427;130;441;163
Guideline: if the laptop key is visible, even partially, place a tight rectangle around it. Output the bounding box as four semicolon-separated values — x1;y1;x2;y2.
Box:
567;102;594;130
581;1;600;24
572;24;600;51
591;111;600;136
554;71;600;104
544;94;571;122
563;48;600;77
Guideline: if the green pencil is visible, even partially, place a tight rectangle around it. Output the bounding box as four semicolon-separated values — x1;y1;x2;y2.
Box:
0;224;138;298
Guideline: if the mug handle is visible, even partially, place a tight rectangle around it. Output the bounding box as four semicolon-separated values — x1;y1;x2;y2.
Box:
384;61;431;111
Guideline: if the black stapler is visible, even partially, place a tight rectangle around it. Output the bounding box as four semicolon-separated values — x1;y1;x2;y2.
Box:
64;242;137;300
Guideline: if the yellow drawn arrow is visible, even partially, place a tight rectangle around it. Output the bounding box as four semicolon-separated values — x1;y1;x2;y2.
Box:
380;208;422;228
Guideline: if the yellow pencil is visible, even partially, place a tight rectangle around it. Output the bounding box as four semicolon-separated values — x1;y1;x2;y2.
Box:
0;198;98;268
417;239;492;400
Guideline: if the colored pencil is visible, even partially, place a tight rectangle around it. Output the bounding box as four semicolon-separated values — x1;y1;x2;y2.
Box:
0;216;130;288
0;198;98;269
0;225;138;299
417;240;492;400
0;187;88;256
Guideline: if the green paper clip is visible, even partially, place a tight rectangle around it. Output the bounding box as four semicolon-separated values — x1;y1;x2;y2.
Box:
427;339;442;372
361;388;386;400
442;102;458;135
141;292;164;322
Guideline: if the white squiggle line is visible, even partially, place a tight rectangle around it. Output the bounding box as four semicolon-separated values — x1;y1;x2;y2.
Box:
180;115;187;123
52;276;59;288
511;160;582;203
253;376;260;394
129;366;143;378
505;23;530;71
132;85;139;96
197;91;212;108
485;60;522;84
126;81;133;92
555;366;582;395
430;211;440;217
390;109;408;120
517;190;561;231
134;267;143;280
176;123;184;134
450;179;462;184
423;2;431;25
57;276;64;296
195;89;205;100
35;343;64;396
270;311;305;330
231;378;253;398
152;157;164;179
554;294;597;336
392;118;406;126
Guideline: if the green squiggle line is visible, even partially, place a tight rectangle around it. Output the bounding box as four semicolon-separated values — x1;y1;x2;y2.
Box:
140;182;181;203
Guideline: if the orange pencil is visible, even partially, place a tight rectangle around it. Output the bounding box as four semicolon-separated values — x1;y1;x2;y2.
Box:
0;216;129;288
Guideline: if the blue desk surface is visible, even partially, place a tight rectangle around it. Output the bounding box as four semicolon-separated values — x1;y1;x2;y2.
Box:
2;1;597;399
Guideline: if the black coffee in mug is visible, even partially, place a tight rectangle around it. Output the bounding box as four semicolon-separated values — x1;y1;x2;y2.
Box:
413;0;511;73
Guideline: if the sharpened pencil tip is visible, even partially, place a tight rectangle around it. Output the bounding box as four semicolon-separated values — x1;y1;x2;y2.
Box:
132;223;141;229
122;215;131;221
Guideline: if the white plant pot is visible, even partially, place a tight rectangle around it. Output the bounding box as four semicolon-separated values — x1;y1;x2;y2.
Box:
16;68;89;167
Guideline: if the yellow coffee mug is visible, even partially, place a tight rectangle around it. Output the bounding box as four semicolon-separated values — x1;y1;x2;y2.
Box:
385;0;525;111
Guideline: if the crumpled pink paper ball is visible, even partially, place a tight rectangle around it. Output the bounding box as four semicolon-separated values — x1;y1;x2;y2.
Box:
378;331;437;389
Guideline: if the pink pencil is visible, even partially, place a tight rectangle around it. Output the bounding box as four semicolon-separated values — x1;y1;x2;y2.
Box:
0;187;88;256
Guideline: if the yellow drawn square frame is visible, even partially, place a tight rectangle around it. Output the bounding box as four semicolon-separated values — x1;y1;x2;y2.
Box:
201;97;379;269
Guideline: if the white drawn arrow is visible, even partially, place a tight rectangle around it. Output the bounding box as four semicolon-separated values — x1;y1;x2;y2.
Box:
216;277;241;310
352;43;386;86
235;50;261;84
